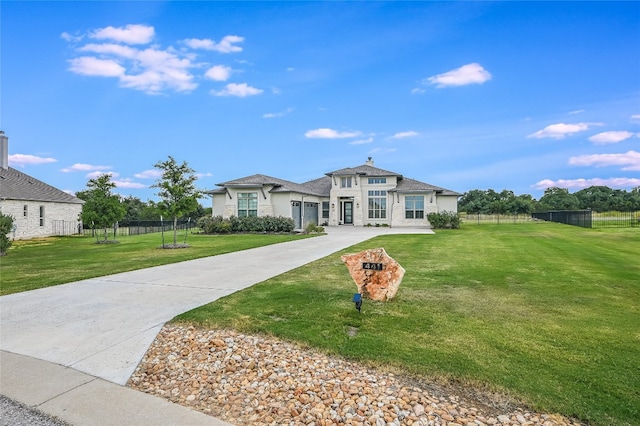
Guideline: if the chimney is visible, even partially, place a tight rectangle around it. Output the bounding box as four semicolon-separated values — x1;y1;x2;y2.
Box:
0;131;8;170
365;156;374;166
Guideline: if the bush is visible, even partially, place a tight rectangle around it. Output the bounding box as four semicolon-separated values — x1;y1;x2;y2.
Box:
198;215;295;234
0;211;14;256
304;222;325;234
427;211;461;229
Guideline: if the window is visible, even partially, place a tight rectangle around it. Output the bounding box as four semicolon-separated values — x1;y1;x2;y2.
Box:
322;201;330;218
238;193;258;217
405;196;424;219
23;205;28;217
39;205;45;226
340;176;352;188
368;190;387;219
368;177;386;184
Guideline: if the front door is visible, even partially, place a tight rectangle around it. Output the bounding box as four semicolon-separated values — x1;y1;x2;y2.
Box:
343;201;353;225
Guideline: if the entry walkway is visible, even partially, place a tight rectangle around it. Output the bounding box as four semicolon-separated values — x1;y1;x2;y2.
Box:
0;226;433;425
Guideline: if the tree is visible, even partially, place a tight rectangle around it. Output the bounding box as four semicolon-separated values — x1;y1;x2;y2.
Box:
152;156;201;247
538;187;580;211
77;174;126;242
0;210;14;256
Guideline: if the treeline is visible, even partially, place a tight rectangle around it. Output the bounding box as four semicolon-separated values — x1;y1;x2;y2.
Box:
116;196;210;226
459;186;640;214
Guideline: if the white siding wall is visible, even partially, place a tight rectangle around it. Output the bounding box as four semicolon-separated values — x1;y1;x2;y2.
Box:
0;200;82;240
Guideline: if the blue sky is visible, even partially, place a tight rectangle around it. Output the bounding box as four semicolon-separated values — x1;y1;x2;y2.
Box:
2;1;639;202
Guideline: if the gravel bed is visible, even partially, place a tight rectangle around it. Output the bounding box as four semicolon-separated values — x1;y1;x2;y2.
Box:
0;395;70;426
128;325;582;426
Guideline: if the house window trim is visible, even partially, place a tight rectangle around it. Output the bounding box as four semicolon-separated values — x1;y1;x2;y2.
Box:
368;190;387;219
39;205;45;226
322;201;330;219
340;176;352;188
368;177;387;184
405;195;425;219
237;192;258;217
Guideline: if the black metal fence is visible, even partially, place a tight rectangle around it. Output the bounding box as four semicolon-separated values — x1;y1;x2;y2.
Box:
532;210;592;228
532;210;640;229
83;220;195;237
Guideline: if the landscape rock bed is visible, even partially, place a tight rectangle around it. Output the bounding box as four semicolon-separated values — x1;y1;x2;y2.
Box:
128;325;581;426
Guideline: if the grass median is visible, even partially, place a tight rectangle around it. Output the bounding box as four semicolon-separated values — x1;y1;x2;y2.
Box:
0;232;314;296
176;224;640;426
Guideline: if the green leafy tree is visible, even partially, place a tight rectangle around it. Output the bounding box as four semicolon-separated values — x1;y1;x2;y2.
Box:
0;210;14;256
152;156;201;246
77;174;126;242
538;187;580;211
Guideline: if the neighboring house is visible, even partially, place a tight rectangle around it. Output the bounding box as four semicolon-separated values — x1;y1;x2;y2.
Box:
0;131;84;240
207;158;459;228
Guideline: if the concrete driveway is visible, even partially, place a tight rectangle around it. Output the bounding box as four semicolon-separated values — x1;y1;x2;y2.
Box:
0;226;433;386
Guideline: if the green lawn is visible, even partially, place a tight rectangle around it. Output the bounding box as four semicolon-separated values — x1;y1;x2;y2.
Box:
0;232;313;295
176;224;640;426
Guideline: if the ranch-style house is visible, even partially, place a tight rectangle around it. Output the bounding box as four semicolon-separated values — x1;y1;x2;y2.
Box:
207;158;459;229
0;131;84;240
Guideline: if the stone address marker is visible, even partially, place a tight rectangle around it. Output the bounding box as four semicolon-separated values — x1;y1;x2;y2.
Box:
341;248;406;301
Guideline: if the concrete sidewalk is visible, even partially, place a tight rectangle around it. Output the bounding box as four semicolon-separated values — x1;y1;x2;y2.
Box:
0;226;433;425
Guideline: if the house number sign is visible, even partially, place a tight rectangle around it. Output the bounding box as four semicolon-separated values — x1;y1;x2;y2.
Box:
362;262;384;271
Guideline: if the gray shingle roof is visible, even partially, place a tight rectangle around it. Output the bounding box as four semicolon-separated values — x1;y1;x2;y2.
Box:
205;161;459;197
0;167;84;204
211;174;327;197
391;177;461;196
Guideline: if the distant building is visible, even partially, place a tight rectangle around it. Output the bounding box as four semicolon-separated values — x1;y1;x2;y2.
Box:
0;131;84;240
207;157;459;229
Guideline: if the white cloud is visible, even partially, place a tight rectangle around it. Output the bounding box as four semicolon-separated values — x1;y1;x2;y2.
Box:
528;122;602;139
87;171;118;179
183;35;244;53
305;128;362;139
112;178;147;189
426;63;492;88
569;150;640;171
68;57;126;77
212;83;263;97
90;24;155;45
349;137;374;145
411;88;426;95
61;163;111;173
134;169;163;179
569;109;585;115
286;67;295;72
588;131;636;145
390;131;418;139
60;32;83;43
8;154;57;167
196;172;213;178
532;177;640;191
263;108;293;119
79;43;137;58
631;114;640;122
205;65;232;81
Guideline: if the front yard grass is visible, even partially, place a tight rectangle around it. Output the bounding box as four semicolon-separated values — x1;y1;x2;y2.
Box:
175;224;640;426
0;232;313;295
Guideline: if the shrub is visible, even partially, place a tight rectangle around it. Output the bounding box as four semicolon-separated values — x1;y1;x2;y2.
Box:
427;211;461;229
199;215;295;234
0;210;14;256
